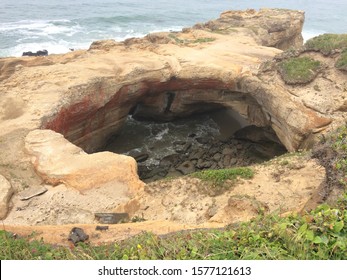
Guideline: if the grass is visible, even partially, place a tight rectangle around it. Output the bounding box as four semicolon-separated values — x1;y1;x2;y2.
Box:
168;33;215;45
305;33;347;71
305;34;347;55
2;126;347;260
191;167;254;184
335;49;347;71
278;56;321;84
190;167;254;196
2;194;347;260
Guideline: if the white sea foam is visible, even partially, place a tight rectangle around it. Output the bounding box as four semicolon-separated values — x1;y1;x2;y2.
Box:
1;0;345;58
302;30;325;42
154;128;169;140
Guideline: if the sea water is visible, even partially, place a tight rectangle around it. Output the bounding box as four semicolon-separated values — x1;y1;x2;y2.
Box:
0;0;346;57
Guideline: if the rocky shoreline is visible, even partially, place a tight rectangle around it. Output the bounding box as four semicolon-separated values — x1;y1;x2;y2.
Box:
134;126;286;181
0;9;346;243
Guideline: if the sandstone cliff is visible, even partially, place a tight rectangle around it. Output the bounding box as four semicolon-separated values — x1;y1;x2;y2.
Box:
0;9;345;239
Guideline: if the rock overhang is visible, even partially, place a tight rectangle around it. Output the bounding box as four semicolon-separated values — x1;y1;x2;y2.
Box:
0;8;334;193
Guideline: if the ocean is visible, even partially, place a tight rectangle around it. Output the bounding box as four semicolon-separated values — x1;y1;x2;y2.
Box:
0;0;346;57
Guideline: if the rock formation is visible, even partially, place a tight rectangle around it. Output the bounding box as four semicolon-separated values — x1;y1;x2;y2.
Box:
0;9;345;238
25;129;144;193
0;175;14;219
0;8;330;156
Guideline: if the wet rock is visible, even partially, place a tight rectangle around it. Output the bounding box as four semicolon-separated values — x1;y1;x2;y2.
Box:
128;150;149;163
237;144;243;150
160;154;181;168
94;213;129;224
196;137;209;144
189;149;205;160
213;153;222;161
208;147;220;156
197;160;213;169
223;155;231;166
177;161;196;175
222;147;234;155
0;175;14;219
68;227;89;245
174;142;192;153
173;140;186;145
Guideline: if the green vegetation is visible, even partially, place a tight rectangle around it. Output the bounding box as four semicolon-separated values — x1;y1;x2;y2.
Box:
278;56;321;84
2;125;347;260
191;167;254;184
305;34;347;55
192;37;216;43
2;194;347;259
328;125;347;187
190;167;254;196
210;28;238;35
168;33;215;45
336;49;347;71
305;34;347;71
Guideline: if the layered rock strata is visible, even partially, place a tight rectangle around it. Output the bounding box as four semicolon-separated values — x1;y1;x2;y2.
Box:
0;9;344;228
0;8;330;156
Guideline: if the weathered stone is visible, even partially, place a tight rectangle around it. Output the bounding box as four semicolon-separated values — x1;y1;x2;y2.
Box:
0;175;14;219
0;8;340;228
68;227;89;245
189;149;205;160
197;160;213;169
177;161;196;175
94;213;129;224
18;185;48;200
196;137;210;145
222;147;234;156
213;153;222;161
209;147;220;156
174;142;192;154
24;130;144;193
160;154;181;168
128;150;149;163
223;155;231;166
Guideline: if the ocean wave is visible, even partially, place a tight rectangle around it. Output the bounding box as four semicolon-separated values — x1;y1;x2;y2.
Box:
302;30;325;42
6;40;89;57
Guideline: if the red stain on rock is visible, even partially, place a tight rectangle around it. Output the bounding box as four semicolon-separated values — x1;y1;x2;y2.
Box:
41;78;231;151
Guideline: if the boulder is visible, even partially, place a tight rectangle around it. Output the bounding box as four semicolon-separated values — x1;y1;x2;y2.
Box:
24;129;144;193
177;161;196;175
22;50;48;57
0;175;14;219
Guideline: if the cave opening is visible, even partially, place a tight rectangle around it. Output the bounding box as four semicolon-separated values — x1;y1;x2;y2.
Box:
101;106;287;182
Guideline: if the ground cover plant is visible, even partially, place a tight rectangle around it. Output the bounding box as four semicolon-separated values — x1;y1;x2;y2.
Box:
277;56;321;84
1;126;347;260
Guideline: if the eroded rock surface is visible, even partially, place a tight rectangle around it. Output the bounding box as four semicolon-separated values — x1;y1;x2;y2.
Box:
0;174;14;219
25;129;144;193
129;155;326;225
0;9;344;239
0;8;330;156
